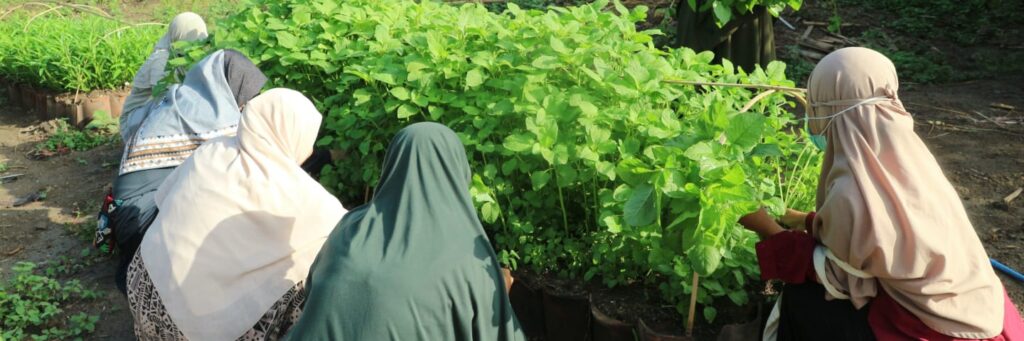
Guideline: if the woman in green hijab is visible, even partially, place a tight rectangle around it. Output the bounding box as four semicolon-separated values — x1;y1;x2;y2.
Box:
286;122;525;341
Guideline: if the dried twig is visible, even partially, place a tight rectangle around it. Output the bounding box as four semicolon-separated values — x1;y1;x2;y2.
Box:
803;21;856;27
1005;188;1023;206
21;3;64;31
778;16;796;31
990;103;1016;111
800;26;814;40
3;246;24;257
662;79;806;93
101;23;166;40
741;90;777;113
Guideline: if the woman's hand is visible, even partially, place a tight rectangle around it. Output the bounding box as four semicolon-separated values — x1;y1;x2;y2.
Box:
779;209;809;231
738;208;785;240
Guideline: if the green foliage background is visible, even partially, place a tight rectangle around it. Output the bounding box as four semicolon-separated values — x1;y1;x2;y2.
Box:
206;0;821;320
0;11;161;91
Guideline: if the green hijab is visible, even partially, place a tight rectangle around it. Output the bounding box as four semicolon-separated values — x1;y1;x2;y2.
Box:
286;122;525;341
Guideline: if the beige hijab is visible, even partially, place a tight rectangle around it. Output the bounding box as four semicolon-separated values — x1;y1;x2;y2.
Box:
808;47;1003;338
139;88;346;340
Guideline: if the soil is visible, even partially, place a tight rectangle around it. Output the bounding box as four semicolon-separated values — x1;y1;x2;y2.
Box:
0;96;133;340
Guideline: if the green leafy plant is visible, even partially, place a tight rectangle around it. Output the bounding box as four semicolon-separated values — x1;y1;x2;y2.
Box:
826;0;841;34
38;118;119;153
152;37;215;98
0;9;161;91
780;45;814;85
685;0;803;27
207;0;818;322
0;262;101;340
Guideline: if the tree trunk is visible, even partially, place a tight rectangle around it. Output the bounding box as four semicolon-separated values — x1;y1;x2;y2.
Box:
674;0;776;72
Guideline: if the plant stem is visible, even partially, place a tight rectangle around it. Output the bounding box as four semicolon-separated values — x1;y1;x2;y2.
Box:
556;172;569;234
687;271;699;337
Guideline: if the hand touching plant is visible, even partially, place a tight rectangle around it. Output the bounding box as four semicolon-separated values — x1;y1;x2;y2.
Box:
738;208;785;239
779;208;809;231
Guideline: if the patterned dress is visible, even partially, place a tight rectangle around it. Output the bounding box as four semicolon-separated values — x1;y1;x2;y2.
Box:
126;251;306;341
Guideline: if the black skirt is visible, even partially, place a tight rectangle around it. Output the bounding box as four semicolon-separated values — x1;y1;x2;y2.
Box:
777;282;876;340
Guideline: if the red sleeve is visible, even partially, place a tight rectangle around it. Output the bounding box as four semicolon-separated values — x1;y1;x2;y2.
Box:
805;212;816;237
755;230;816;283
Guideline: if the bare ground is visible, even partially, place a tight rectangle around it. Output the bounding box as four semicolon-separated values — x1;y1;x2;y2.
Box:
0;100;134;340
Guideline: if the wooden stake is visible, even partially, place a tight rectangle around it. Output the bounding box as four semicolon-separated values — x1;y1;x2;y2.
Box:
687;271;699;337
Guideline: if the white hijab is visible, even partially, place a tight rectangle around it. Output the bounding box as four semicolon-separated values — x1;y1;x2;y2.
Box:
139;88;346;340
122;12;208;114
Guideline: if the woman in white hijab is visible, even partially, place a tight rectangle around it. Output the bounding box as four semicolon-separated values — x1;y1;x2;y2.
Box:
126;88;347;341
121;12;208;116
740;47;1023;340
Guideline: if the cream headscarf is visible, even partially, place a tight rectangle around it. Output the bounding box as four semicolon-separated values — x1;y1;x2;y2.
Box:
808;47;1003;338
139;88;346;340
122;12;208;114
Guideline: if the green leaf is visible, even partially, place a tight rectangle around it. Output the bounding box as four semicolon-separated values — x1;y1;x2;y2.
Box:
683;141;713;161
603;215;623;233
556;166;577;187
353;89;372;106
531;170;551;190
765;197;786;217
549;36;570;54
316;135;334;146
727;290;748;306
276;31;298;49
481;202;499;224
531;56;559;69
501;159;518;175
466;68;485;88
703;305;718;323
397;104;418;119
751;143;783;157
624;184;657;227
692;243;722;275
503;134;534;152
712;1;732;25
390;87;410;101
725;112;765;150
596;161;616;180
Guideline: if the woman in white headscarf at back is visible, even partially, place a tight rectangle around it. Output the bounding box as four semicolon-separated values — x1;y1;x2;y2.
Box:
120;12;207;117
739;47;1023;340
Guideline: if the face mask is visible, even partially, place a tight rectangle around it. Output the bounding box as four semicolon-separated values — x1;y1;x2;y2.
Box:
804;96;891;151
807;125;827;151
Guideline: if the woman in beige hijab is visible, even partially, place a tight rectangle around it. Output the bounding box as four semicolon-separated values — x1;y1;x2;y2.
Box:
126;88;347;340
740;47;1023;340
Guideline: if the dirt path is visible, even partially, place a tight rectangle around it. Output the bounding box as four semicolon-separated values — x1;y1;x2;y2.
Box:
0;99;134;340
901;76;1024;311
0;75;1021;339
